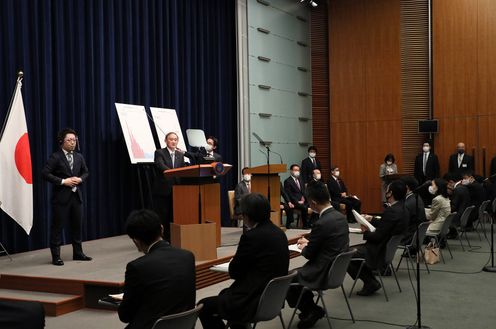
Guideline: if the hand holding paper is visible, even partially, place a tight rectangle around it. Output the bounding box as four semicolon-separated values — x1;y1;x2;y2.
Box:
352;210;376;232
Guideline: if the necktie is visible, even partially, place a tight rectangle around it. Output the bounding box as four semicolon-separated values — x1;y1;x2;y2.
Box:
458;154;462;168
337;179;341;190
423;153;427;175
295;178;301;190
311;158;315;167
67;152;73;171
171;152;175;168
247;182;251;193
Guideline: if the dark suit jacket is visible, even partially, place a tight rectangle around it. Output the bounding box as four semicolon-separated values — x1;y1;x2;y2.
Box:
41;150;89;204
284;176;306;205
448;153;475;175
326;177;347;201
414;152;440;183
490;156;496;177
152;148;186;197
301;157;322;185
0;300;45;329
184;149;223;164
363;200;409;268
118;241;196;329
450;183;471;225
403;192;426;243
234;181;250;215
298;207;349;288
219;220;289;322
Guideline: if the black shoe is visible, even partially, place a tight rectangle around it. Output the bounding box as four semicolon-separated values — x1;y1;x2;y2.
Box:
52;258;64;266
73;254;92;261
297;307;325;329
357;280;381;296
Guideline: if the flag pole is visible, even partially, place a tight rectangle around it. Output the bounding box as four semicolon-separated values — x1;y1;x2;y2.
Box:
0;71;23;140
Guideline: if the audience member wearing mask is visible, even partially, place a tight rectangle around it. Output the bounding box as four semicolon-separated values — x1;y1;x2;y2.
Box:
326;166;361;223
399;176;427;245
234;167;251;219
414;142;440;184
301;146;322;185
461;171;486;230
280;181;296;229
448;142;475;175
445;173;471;238
284;164;310;228
425;179;451;235
379;153;398;204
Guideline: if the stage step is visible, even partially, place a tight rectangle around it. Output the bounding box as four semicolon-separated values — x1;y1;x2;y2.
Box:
0;288;84;316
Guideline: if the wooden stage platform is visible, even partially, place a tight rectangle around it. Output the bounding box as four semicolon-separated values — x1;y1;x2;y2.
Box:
0;228;309;317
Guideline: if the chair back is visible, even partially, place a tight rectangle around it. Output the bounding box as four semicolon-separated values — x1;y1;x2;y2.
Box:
151;304;203;329
411;222;430;249
460;205;476;228
439;213;457;238
478;200;491;219
228;190;235;219
323;249;356;290
492;198;496;214
385;235;403;265
252;270;298;322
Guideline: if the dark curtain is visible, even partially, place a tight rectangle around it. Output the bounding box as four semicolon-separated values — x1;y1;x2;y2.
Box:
0;0;237;253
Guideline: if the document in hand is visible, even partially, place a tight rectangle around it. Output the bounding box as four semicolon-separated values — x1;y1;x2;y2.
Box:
348;227;362;233
288;244;303;253
210;261;230;273
352;209;376;232
109;293;124;300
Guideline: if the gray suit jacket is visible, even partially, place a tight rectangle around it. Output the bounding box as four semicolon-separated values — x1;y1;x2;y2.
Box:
234;181;250;215
298;207;349;288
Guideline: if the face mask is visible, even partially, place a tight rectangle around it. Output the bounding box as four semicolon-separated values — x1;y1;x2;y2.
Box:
243;174;251;182
205;144;213;152
292;171;300;178
461;179;470;185
423;146;430;152
428;185;437;195
309;152;316;158
314;174;321;180
457;149;464;155
333;171;340;177
386;161;393;165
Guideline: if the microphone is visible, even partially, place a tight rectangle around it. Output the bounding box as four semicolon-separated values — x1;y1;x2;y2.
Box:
270;149;284;164
258;149;268;160
252;132;268;146
414;180;431;192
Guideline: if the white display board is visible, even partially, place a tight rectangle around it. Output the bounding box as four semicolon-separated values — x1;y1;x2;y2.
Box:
150;107;187;152
115;103;156;164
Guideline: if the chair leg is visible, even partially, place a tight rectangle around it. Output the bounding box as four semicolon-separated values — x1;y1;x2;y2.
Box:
419;249;430;274
457;232;465;251
279;313;286;329
445;240;453;259
287;288;305;329
341;285;355;323
395;251;405;272
390;264;402;292
464;232;472;248
317;291;333;329
377;272;388;302
0;242;12;261
349;260;364;297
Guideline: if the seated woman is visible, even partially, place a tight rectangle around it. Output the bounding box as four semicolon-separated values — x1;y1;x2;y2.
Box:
425;178;451;235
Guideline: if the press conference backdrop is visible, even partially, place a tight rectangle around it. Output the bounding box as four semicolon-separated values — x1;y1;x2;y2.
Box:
0;0;237;253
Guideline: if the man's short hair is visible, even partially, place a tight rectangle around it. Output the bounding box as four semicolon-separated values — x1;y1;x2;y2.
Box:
330;165;339;171
386;180;407;201
207;136;218;148
307;145;317;152
444;172;462;182
241;167;249;175
461;170;474;178
400;176;419;191
165;132;178;140
125;209;162;245
290;164;300;171
240;193;271;224
58;128;77;144
306;181;330;205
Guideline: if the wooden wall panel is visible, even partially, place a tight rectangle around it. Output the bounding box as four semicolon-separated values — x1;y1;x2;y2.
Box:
329;0;401;213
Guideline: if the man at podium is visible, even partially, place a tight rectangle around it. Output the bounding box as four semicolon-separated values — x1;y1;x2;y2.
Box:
152;132;186;240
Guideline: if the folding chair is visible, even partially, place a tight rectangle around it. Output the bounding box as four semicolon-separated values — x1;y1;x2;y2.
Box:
396;221;431;276
474;200;491;241
349;234;403;301
151;304;203;329
426;213;457;262
455;205;476;251
225;271;297;329
287;250;356;329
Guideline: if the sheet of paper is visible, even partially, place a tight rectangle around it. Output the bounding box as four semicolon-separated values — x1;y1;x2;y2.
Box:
348;227;363;233
109;293;124;300
288;244;303;253
352;209;376;232
210;262;230;273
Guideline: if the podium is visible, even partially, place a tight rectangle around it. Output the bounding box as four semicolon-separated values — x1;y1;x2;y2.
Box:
383;173;406;184
246;164;287;226
164;163;232;259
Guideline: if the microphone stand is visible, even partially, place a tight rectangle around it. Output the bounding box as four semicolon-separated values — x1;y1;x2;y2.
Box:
265;145;271;202
483;202;496;272
406;186;431;329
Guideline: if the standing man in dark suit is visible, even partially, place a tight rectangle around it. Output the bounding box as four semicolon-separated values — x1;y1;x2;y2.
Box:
400;176;427;244
327;166;361;222
286;181;349;328
445;173;471;238
448;142;475;175
199;193;289;329
347;180;409;296
414;142;440;184
152;132;186;240
284;164;310;228
42;128;91;266
301;146;322;185
234;167;251;216
119;209;195;329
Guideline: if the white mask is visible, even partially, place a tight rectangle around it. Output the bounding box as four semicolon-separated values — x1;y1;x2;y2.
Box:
386;161;393;166
292;171;300;178
461;179;470;186
428;185;437;195
243;174;251;182
309;152;316;158
314;174;321;180
423;146;430;153
205;144;213;152
333;171;340;177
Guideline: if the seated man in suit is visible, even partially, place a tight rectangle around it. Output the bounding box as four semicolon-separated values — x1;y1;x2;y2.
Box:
0;300;45;329
327;166;361;222
301;146;322;185
462;171;486;229
448;142;475;175
399;176;426;244
347;180;409;296
119;209;196;329
199;193;289;329
284;164;310;228
445;173;471;238
152;132;186;240
280;181;296;229
234;167;251;218
286;181;349;329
